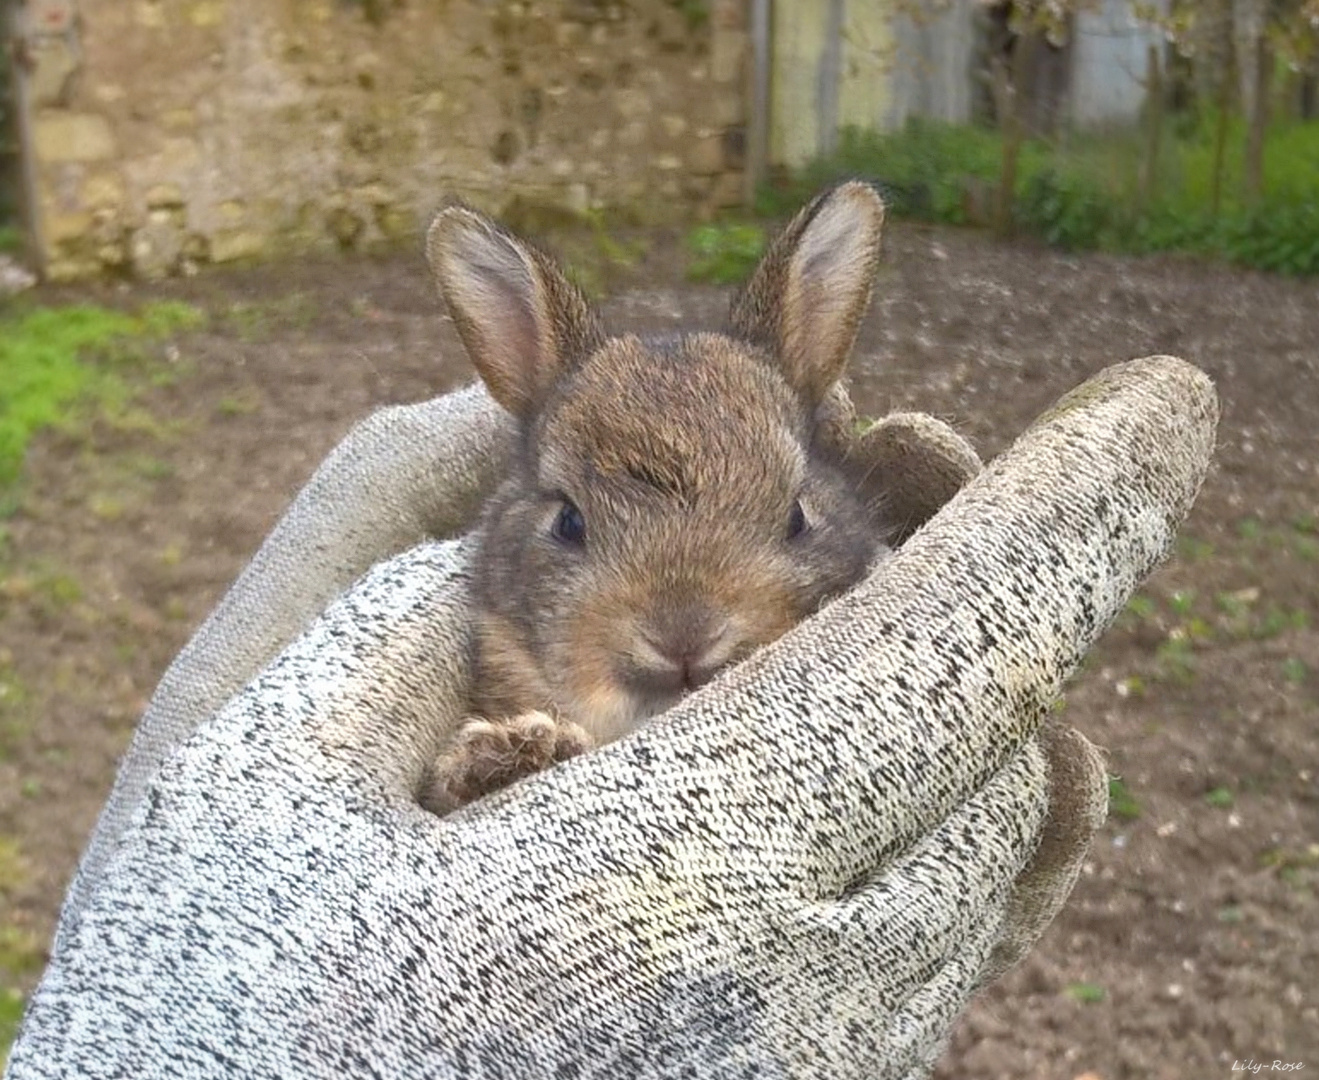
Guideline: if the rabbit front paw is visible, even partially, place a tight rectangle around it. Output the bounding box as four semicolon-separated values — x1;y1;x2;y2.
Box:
422;711;593;813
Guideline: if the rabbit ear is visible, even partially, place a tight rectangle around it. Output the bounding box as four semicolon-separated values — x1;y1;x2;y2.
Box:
426;205;601;419
731;181;885;408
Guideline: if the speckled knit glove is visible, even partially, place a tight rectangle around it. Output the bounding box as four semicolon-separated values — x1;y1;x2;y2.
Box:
5;357;1216;1080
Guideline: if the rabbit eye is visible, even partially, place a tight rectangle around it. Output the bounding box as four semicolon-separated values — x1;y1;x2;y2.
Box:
552;498;586;545
786;498;809;540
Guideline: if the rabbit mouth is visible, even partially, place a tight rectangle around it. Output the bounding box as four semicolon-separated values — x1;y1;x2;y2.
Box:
625;661;724;700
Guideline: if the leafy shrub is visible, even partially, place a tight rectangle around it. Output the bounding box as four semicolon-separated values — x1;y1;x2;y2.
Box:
760;115;1319;276
757;119;1010;226
1017;168;1113;251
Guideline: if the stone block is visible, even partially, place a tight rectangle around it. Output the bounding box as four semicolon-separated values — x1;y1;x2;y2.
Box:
707;170;745;209
47;255;102;282
709;91;744;127
660;114;688;138
711;30;747;84
28;38;80;108
710;0;747;31
354;183;393;206
126;138;201;191
327;206;365;249
374;205;417;242
614;89;651;121
188;0;224;27
130;219;184;279
565;182;590;215
82;171;126;209
43;208;93;243
160;108;199;132
210;229;267;263
145;183;184;209
619;120;647;147
90;208;126;243
299;0;333;22
135;1;166;29
34;112;117;163
97;242;128;269
687;134;725;176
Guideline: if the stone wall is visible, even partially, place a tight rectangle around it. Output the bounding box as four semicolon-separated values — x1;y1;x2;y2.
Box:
18;0;749;280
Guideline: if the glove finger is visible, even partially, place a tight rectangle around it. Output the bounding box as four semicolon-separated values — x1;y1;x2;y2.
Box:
741;739;1047;1059
849;411;983;545
976;721;1109;986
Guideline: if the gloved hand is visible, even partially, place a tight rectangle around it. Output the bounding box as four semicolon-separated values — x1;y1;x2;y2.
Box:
4;356;1217;1080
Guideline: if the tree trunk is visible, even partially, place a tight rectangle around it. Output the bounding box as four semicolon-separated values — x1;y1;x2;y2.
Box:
1211;72;1232;217
1140;43;1164;210
1191;0;1235;110
1234;0;1270;205
1243;36;1271;205
991;53;1022;237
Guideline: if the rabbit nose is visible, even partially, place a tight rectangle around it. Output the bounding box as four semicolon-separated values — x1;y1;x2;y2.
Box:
636;608;732;692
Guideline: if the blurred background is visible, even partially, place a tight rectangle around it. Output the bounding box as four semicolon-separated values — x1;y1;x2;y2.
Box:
0;1;1316;1077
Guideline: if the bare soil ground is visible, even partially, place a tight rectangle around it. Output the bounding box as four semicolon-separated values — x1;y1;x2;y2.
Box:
1;222;1316;1077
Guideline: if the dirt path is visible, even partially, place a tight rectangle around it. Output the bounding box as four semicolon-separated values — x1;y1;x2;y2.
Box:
1;222;1316;1076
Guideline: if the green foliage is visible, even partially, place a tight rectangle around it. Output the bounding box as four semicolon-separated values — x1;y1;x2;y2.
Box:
757;119;1017;224
671;0;709;31
0;919;40;1066
0;302;201;492
1108;776;1141;821
1168;589;1197;617
1124;594;1157;621
0;657;30;761
685;222;767;284
1064;982;1107;1004
0;986;24;1070
1282;657;1309;684
761;115;1319;276
0;227;22;256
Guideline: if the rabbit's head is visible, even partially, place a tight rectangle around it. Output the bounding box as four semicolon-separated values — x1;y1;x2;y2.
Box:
428;183;894;743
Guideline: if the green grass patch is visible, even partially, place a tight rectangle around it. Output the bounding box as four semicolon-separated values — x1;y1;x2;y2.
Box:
0;925;42;982
1124;594;1157;621
1204;785;1235;809
0;302;202;493
1154;634;1196;682
1064;982;1107;1004
0;659;30;761
1282;657;1309;685
0;839;27;896
685;222;767;284
0;986;25;1070
1176;535;1215;562
1108;776;1141;821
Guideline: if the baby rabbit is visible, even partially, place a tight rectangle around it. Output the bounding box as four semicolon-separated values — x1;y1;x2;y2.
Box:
422;182;897;813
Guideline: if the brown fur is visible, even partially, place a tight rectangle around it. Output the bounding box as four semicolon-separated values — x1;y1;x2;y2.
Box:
422;183;908;813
